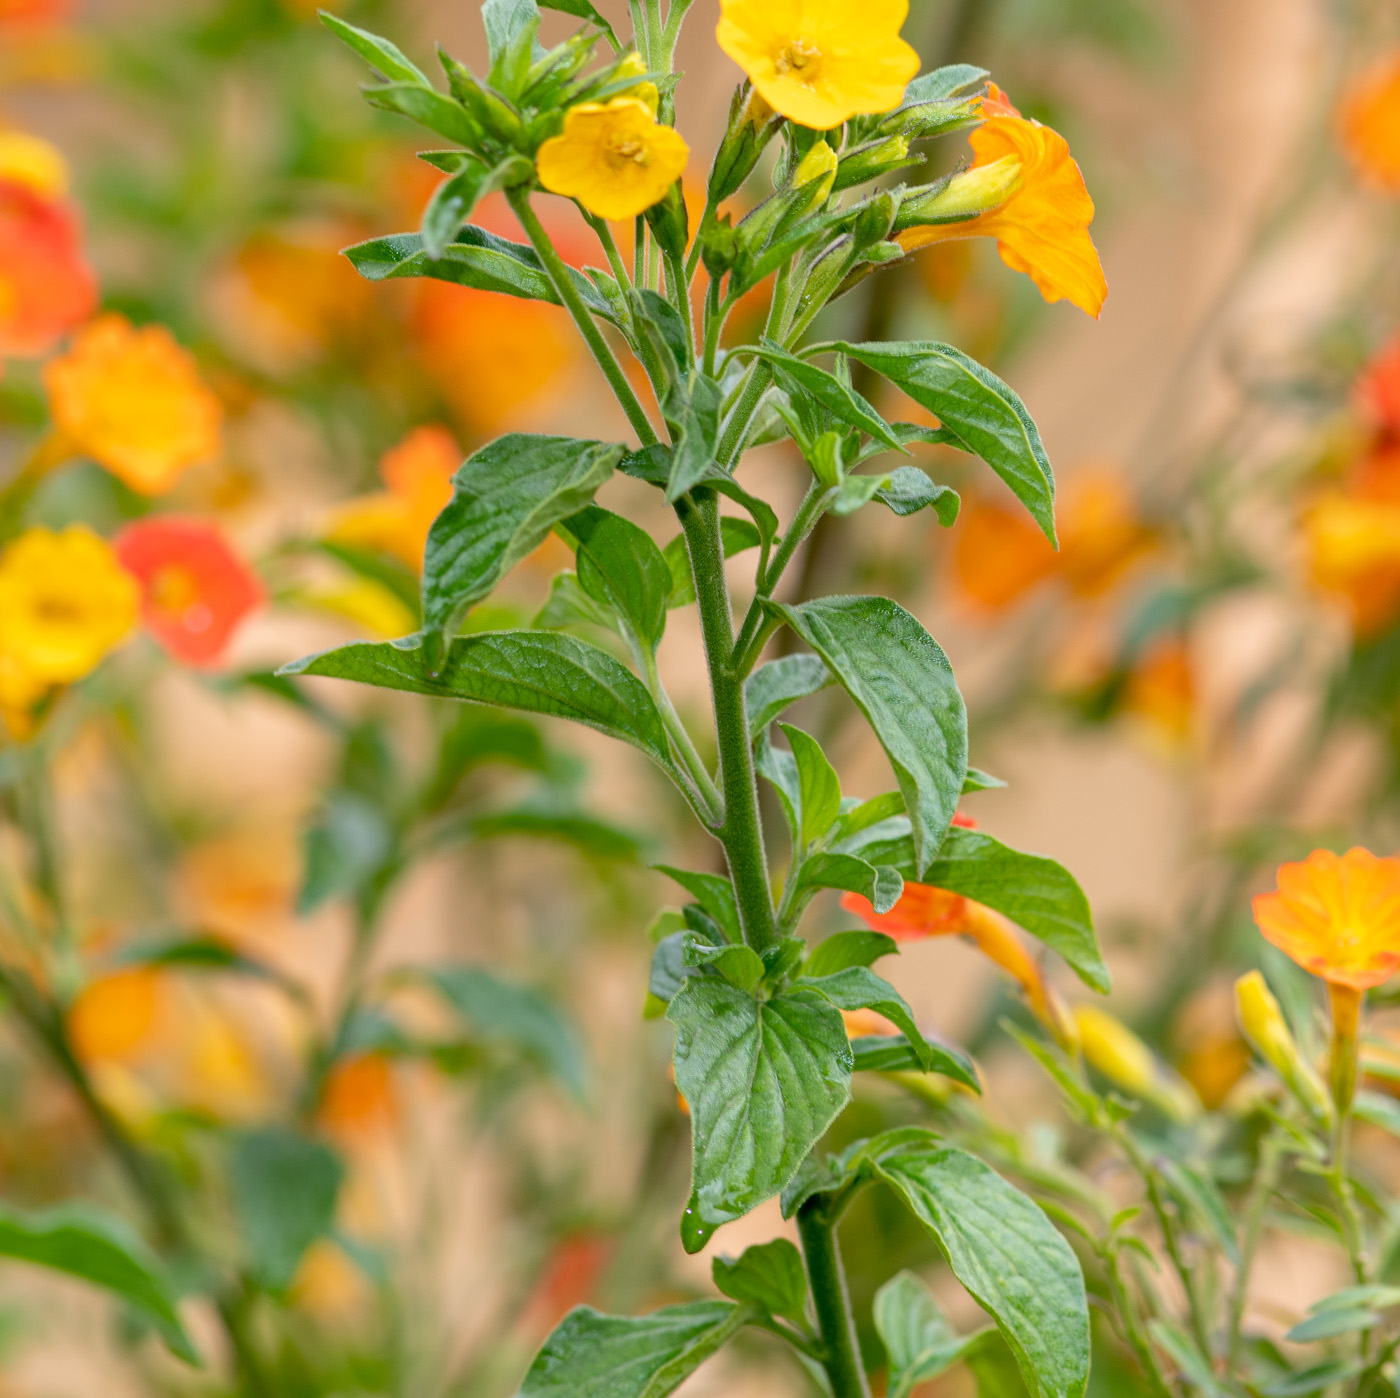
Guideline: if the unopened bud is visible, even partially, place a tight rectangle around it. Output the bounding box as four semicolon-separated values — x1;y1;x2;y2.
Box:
1235;971;1330;1120
612;51;660;115
792;139;837;204
1075;1005;1200;1122
645;180;689;261
700;217;739;276
895;155;1023;232
882;95;982;141
851;192;898;252
833;134;916;193
708;82;781;204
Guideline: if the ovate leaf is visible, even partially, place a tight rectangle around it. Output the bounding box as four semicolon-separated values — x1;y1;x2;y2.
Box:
873;1142;1090;1398
804;930;899;978
519;1301;748;1398
712;1239;807;1322
778;723;842;848
362;82;481;146
568;506;671;651
756;341;903;450
793;851;904;915
0;1204;196;1361
836;341;1057;543
775;596;967;878
668;978;851;1233
663;372;723;501
423;434;620;656
282;632;672;770
876;1270;990;1398
875;466;960;525
745;654;832;738
229;1129;344;1292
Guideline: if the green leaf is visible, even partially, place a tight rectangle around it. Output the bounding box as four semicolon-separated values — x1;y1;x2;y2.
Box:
422;434;620;655
1149;1321;1229;1398
1310;1284;1400;1314
1259;1363;1364;1397
648;931;693;1008
756;735;802;844
745;655;832;738
779;722;841;848
535;570;619;633
831;791;906;843
850;1033;977;1084
901;64;990;104
873;1143;1089;1398
317;538;421;616
344;226;618;322
362;82;481;146
0;1204;196;1362
874;466;960;525
804;930;899;978
963;766;1006;792
684;936;765;993
835;341;1057;544
794;851;904;915
756;341;903;451
775;596;967;878
482;0;539;65
668;978;851;1232
320;12;430;85
1286;1308;1382;1343
519;1301;749;1398
229;1129;344;1293
539;0;619;48
876;1270;990;1398
284;632;672;770
663;372;723;502
462;806;649;861
569;506;671;651
415;964;586;1096
298;792;393;914
712;1239;807;1322
1160;1160;1239;1266
655;866;741;942
420;155;530;260
801;966;954;1078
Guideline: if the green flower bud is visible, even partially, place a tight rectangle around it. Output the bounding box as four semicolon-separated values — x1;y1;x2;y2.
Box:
708;83;781;204
644;180;690;262
832;134;918;193
851;191;898;251
894;155;1023;232
701;218;740;277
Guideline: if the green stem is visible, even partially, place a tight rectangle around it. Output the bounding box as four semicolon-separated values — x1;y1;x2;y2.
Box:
509;190;659;447
1103;1242;1176;1398
684;194;718;285
640;648;722;825
1227;1128;1285;1370
716;362;772;466
797;1196;870;1398
675;490;777;951
664;252;694;356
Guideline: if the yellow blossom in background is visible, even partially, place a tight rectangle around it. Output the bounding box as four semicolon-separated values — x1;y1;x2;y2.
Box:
899;88;1107;318
328;424;460;571
301;578;417;639
537;98;689;221
1075;1004;1199;1120
1234;969;1330;1117
44;314;222;495
0;129;67;196
715;0;919;130
1305;493;1400;635
1252;847;1400;991
67;967;164;1064
611;51;660;115
1339;51;1400;193
0;525;137;687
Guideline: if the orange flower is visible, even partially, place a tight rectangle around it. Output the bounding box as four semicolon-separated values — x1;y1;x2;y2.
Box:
1253;847;1400;991
897;86;1106;319
1338;52;1400;193
1123;636;1194;743
0;177;95;356
841;1007;899;1037
44;314;222;494
317;1053;398;1138
952;498;1056;609
328;424;461;571
1359;331;1400;438
68;967;164;1064
114;516;263;667
0;0;69;26
1305;493;1400;635
1057;468;1154;597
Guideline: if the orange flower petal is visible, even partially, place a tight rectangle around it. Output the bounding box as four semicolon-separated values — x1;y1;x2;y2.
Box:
1339;52;1400;193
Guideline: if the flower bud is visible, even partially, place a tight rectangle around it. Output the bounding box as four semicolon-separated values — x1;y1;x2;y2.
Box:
440;54;521;147
1234;971;1330;1120
1074;1005;1200;1122
700;217;740;276
792;139;838;206
644;180;689;262
833;134;917;193
894;155;1023;232
611;51;660;115
708;83;781;204
851;192;898;252
881;96;982;141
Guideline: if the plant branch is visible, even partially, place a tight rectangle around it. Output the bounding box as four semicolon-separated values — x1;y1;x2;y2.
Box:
797;1195;871;1398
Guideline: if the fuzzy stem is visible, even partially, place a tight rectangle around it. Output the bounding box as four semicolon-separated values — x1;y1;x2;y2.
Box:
797;1196;871;1398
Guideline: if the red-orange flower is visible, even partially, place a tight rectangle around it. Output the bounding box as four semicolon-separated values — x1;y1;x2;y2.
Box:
1253;847;1400;991
897;85;1106;318
0;0;68;28
114;516;262;666
1359;332;1400;437
317;1053;398;1138
0;177;95;357
1338;52;1400;193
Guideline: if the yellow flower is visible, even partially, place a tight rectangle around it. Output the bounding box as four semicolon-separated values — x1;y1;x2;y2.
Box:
1234;970;1329;1118
715;0;920;131
612;51;660;116
536;98;689;222
898;88;1107;318
44;313;223;495
1074;1005;1199;1121
0;525;137;687
0;128;67;196
1305;493;1400;636
68;967;165;1064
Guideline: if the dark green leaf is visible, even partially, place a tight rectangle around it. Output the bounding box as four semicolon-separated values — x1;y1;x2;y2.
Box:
570;507;671;651
648;931;693;1007
801;966;953;1078
836;341;1057;543
778;723;841;848
637;289;691;375
423;434;620;654
850;1033;977;1084
0;1204;196;1361
745;654;831;738
876;1270;988;1398
668;978;851;1231
343;227;618;322
712;1239;807;1322
664;372;723;502
804;930;899;978
519;1301;748;1398
416;964;585;1096
362;82;480;146
775;596;967;878
874;466;960;525
757;341;902;450
229;1129;343;1292
320;12;430;84
874;1144;1089;1398
794;851;904;915
684;937;765;993
655;866;740;942
284;632;672;770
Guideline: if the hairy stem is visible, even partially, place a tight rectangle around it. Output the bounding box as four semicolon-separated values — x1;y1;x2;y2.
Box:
1227;1127;1285;1369
797;1196;870;1398
509;190;659;447
675;489;777;951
